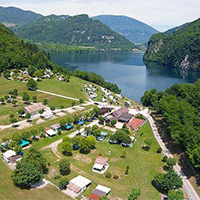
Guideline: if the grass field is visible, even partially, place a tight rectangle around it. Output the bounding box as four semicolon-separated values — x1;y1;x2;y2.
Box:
43;122;164;200
0;159;72;200
0;76;90;125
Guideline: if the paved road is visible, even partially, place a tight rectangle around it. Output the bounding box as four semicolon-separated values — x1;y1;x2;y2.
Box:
145;110;200;200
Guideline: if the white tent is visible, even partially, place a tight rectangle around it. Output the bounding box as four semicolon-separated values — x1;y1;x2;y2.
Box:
3;150;16;162
70;175;91;188
46;129;56;137
96;185;111;194
93;163;104;171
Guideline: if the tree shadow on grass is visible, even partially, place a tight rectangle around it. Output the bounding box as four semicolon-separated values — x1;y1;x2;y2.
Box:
142;146;150;151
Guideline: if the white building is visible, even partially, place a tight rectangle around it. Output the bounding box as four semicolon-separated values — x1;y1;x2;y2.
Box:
66;175;91;197
3;150;16;162
46;129;57;137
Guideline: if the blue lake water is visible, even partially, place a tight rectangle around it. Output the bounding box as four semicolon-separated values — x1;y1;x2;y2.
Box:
52;51;197;102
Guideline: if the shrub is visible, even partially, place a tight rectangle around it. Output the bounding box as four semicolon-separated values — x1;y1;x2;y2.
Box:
157;147;162;153
59;159;70;176
59;177;69;190
105;172;111;178
113;174;119;180
125;165;129;175
162;155;168;162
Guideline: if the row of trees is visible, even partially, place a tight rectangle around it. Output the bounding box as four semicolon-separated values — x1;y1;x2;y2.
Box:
141;80;200;168
62;135;96;155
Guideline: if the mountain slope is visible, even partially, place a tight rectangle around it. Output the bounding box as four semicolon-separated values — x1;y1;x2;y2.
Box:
92;15;158;44
0;6;42;31
144;18;200;72
0;23;57;72
17;14;136;50
165;22;189;34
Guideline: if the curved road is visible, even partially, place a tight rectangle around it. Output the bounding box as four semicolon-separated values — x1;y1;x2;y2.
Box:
143;109;200;200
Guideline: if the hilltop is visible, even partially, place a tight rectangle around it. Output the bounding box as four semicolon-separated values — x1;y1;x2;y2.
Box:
0;23;59;73
0;6;42;31
17;14;137;51
92;15;158;44
144;18;200;72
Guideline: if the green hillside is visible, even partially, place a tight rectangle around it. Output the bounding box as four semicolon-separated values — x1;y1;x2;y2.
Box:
92;15;158;44
0;23;59;72
17;14;136;50
0;6;42;31
144;18;200;72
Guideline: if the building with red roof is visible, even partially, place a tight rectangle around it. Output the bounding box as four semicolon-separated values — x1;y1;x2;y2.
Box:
127;118;146;131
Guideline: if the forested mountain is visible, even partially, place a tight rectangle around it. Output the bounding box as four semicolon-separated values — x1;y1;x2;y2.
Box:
17;14;136;50
144;18;200;72
0;23;60;73
92;15;158;44
0;6;42;31
141;80;200;168
165;22;189;34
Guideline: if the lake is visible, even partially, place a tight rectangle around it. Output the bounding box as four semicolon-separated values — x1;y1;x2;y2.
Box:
51;51;197;102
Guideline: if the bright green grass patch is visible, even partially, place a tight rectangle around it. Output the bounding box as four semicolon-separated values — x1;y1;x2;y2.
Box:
0;159;72;200
53;122;164;200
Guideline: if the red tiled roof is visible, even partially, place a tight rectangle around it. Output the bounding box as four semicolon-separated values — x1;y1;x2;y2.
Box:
95;156;108;165
127;118;145;130
89;193;100;200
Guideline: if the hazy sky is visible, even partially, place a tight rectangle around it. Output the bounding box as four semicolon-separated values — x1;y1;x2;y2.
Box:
1;0;199;31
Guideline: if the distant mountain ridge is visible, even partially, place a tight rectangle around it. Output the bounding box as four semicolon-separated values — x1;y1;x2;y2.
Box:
92;15;158;44
17;14;136;50
0;6;42;31
144;18;200;72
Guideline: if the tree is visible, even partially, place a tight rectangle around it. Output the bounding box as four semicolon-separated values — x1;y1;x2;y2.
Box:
13;89;18;95
86;135;96;149
128;187;141;200
27;78;38;90
166;157;177;167
32;96;37;102
59;159;70;175
76;124;81;133
34;69;44;79
63;136;71;143
154;169;183;193
62;141;73;156
28;65;36;76
22;148;48;174
14;145;22;154
59;177;69;190
11;162;43;188
30;129;37;137
0;97;5;104
12;133;22;143
50;105;55;111
25;112;31;120
111;119;117;127
4;71;10;79
18;108;25;116
10;118;17;124
23;92;30;102
12;100;17;107
71;101;76;107
43;99;48;105
22;131;31;140
66;117;73;124
79;137;91;154
60;119;66;127
79;98;84;104
72;136;81;146
144;138;153;150
167;190;184;200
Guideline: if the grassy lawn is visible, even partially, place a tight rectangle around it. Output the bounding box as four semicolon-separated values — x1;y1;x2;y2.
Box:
48;122;164;200
0;159;72;200
37;77;89;101
0;76;90;125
